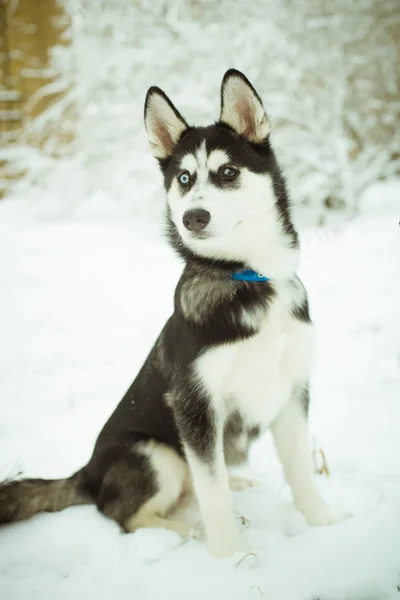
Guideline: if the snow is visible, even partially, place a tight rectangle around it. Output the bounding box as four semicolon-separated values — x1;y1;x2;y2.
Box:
2;0;399;594
0;183;399;599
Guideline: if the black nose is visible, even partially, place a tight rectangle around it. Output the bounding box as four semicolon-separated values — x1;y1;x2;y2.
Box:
182;209;211;232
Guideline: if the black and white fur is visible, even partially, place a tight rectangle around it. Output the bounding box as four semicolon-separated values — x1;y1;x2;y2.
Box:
0;70;342;557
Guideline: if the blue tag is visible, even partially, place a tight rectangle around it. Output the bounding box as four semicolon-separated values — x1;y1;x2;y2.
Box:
231;269;270;282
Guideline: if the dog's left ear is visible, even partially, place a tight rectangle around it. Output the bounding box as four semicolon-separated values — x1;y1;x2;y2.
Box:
220;69;270;143
144;87;189;159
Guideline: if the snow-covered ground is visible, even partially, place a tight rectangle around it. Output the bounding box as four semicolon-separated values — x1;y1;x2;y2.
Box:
0;194;399;599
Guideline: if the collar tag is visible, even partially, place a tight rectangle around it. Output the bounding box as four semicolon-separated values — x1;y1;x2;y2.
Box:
231;269;270;282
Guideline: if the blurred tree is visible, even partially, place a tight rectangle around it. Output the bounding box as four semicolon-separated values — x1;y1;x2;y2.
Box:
0;0;71;197
2;0;399;223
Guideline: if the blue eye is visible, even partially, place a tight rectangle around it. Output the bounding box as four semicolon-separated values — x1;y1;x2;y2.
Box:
179;171;190;185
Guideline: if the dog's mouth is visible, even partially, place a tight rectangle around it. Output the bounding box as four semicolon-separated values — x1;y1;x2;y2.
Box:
189;231;212;240
188;220;243;241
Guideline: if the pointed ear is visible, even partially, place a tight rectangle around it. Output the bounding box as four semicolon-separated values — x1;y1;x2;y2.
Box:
220;69;270;143
144;87;188;159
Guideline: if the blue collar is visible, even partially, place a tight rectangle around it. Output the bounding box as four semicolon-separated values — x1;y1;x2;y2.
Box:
231;269;270;282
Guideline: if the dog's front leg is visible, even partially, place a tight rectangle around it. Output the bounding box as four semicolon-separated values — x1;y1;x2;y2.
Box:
185;444;247;557
271;391;343;526
174;398;246;557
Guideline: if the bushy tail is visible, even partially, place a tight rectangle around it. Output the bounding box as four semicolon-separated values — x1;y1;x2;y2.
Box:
0;471;92;525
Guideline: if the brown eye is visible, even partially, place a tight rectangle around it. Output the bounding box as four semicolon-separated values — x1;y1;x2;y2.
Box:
178;171;190;185
219;166;239;180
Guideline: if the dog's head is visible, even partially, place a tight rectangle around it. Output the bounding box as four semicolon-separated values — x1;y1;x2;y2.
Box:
144;69;298;270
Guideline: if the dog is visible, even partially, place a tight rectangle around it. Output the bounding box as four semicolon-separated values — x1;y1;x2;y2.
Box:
0;69;342;557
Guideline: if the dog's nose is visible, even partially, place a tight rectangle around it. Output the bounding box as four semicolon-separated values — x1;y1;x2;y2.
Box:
182;209;211;232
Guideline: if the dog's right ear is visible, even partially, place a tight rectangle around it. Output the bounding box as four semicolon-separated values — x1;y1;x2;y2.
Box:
144;87;188;160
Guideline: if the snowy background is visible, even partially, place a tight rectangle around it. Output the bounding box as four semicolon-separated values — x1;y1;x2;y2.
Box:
2;0;399;225
1;1;400;599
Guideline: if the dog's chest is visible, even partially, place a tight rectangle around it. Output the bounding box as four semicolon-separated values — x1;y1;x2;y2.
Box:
195;288;314;428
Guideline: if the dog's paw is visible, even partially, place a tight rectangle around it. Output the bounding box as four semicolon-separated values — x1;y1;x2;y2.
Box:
229;474;258;492
302;502;347;527
167;520;195;539
206;531;248;558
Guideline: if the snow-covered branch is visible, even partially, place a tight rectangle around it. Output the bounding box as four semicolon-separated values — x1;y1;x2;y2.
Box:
3;0;399;225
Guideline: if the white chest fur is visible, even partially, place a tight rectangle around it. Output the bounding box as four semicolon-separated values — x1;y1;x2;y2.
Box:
194;284;315;429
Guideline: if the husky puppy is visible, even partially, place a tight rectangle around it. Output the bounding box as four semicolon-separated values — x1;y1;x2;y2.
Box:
0;70;342;557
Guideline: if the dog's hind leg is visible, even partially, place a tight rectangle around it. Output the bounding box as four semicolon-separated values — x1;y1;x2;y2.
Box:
124;441;191;537
94;440;191;538
125;512;191;537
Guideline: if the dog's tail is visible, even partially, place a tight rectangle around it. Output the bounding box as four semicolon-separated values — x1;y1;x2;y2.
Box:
0;470;92;525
